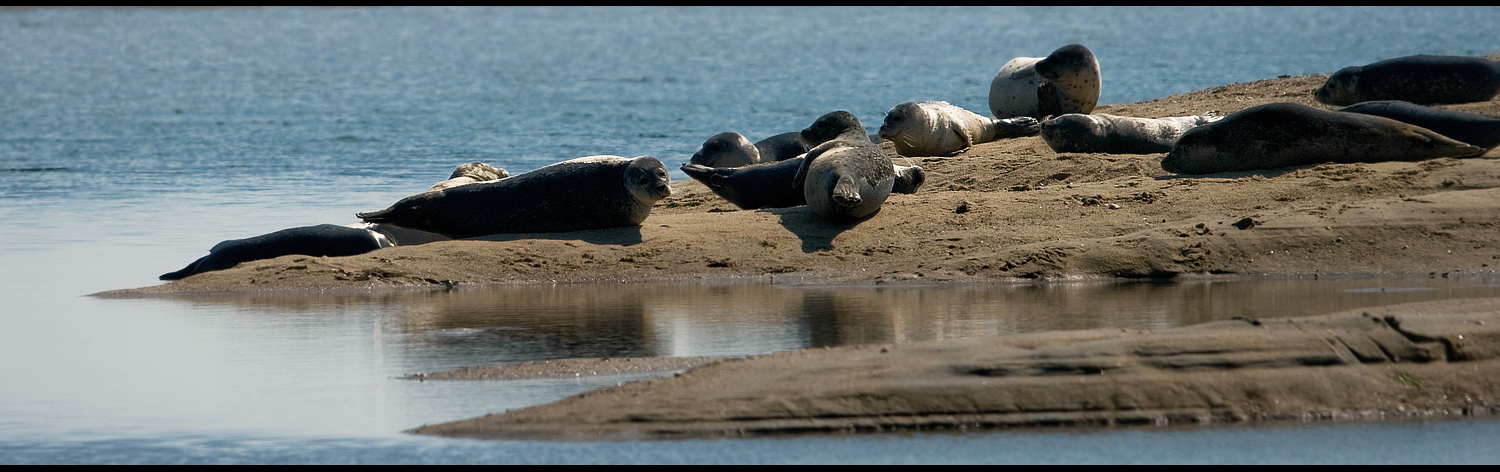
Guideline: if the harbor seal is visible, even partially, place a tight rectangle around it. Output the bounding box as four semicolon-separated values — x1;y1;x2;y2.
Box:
1162;102;1484;175
1337;100;1500;151
791;112;895;223
1314;54;1500;106
989;44;1101;119
682;159;925;210
878;101;1040;156
428;162;508;191
689;111;873;168
159;224;389;280
357;155;672;238
1040;113;1220;154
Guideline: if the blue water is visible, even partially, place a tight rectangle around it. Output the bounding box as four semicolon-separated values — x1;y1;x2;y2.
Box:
4;6;1500;464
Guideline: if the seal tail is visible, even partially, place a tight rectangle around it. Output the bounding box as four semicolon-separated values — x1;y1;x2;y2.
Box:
159;256;207;281
832;175;862;207
679;164;729;187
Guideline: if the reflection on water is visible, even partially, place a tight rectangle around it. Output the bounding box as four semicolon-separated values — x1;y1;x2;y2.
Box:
167;276;1500;367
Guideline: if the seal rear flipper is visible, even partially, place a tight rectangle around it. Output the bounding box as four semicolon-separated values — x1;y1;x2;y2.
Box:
159;255;209;281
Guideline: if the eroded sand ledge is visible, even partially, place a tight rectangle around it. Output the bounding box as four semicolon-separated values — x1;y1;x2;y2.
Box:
408;298;1500;440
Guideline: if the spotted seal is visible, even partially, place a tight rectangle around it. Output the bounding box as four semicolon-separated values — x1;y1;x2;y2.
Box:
682;158;925;210
878;101;1040;156
1162;102;1484;175
1040;113;1219;154
1314;54;1500;106
989;44;1101;119
159;224;390;280
1337;100;1500;151
790;112;895;222
428;162;509;191
357;155;672;238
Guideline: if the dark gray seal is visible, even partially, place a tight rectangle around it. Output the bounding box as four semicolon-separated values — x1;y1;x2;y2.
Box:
357;155;672;238
878;101;1039;156
790;112;895;223
682;158;925;210
1162;102;1484;175
689;111;874;168
1337;100;1500;151
1314;55;1500;106
159;224;388;280
989;44;1101;119
1040;113;1219;154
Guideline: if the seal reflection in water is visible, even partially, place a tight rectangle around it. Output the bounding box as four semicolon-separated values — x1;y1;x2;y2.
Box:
1314;54;1500;107
1162;103;1484;175
878;101;1039;157
989;44;1101;120
791;111;895;223
359;155;672;239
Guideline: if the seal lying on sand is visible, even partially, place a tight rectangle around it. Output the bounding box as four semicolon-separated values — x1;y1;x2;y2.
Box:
989;44;1101;119
159;224;390;280
1337;100;1500;151
791;112;895;223
682;159;925;210
1040;113;1219;154
1314;54;1500;106
878;101;1039;156
429;162;508;191
690;111;875;168
358;155;672;238
1162;102;1484;175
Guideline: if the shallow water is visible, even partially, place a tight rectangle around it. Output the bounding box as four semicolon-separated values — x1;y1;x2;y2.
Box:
4;6;1500;464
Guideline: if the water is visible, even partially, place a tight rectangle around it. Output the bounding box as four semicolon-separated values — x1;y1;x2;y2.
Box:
4;6;1500;464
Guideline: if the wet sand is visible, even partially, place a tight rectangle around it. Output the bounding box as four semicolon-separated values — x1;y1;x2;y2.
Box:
97;63;1500;440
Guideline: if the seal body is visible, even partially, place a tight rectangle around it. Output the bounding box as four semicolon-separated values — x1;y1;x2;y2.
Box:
357;155;672;238
753;132;812;162
1337;100;1500;150
791;113;895;223
989;44;1101;119
682;159;924;210
879;101;1040;156
429;162;508;191
1040;113;1218;154
1162;103;1484;175
689;111;871;168
1314;55;1500;106
159;224;387;280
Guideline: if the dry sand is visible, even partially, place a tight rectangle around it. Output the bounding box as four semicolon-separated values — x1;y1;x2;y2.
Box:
97;65;1500;441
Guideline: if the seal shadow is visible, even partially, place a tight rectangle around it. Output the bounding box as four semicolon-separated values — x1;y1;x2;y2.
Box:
468;225;644;246
763;207;869;253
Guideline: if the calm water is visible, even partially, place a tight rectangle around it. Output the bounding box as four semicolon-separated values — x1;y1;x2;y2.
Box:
4;6;1500;464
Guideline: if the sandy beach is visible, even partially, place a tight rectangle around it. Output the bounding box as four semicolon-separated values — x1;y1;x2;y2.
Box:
99;64;1500;441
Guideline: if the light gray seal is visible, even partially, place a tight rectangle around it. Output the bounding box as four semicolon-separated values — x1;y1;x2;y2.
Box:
1314;55;1500;106
159;224;390;280
682;158;925;210
790;112;895;223
357;155;672;238
1337;100;1500;151
1162;102;1484;175
989;44;1101;119
878;101;1040;156
1040;113;1220;154
429;162;509;191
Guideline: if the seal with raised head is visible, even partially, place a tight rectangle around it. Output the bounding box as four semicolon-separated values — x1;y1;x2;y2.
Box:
1314;54;1500;106
682;158;925;210
1040;113;1220;154
878;101;1040;156
1162;102;1484;175
159;224;390;280
358;155;672;238
689;111;874;168
1337;100;1500;151
428;162;509;191
989;44;1101;120
790;112;895;223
